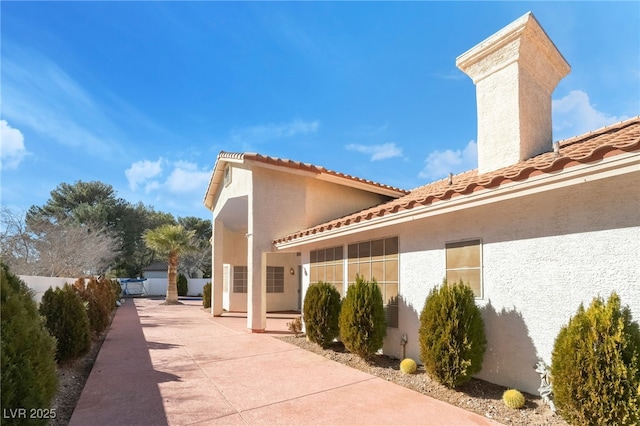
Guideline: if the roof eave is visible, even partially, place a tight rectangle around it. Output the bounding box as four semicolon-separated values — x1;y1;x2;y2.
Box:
274;152;640;250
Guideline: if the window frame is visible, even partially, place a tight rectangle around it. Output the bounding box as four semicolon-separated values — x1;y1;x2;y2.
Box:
444;238;483;299
266;266;285;293
310;245;345;296
232;265;248;293
347;236;399;328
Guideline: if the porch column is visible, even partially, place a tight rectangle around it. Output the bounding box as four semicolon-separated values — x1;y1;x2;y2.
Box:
246;233;267;332
211;219;224;316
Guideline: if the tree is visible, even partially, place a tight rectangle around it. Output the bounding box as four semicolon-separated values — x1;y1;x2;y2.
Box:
143;224;196;304
177;216;212;278
111;202;175;277
23;181;176;277
1;206;119;276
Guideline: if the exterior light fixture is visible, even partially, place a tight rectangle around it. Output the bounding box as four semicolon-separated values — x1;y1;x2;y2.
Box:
290;267;295;275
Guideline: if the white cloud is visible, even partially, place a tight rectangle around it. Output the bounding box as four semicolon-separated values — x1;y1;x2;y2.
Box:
0;120;28;170
125;159;164;191
165;161;211;193
125;159;210;196
345;142;403;161
419;140;478;181
231;119;319;145
552;90;629;140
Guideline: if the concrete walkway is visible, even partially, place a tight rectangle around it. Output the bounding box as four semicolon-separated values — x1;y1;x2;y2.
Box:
70;298;501;426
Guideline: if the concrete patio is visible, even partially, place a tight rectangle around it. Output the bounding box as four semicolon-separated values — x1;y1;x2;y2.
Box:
70;298;501;425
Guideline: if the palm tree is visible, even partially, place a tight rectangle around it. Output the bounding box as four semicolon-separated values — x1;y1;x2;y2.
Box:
143;224;197;304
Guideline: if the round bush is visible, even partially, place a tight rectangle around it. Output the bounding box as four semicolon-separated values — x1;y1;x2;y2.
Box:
419;279;486;388
40;284;91;363
503;389;526;409
1;262;58;424
202;282;211;309
400;358;417;374
177;273;188;297
303;282;341;348
551;293;640;425
339;275;387;358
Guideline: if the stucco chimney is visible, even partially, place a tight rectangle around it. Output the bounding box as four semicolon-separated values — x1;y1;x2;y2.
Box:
456;12;570;174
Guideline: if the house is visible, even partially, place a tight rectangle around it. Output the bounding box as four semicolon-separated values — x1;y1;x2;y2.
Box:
142;261;169;279
203;12;640;394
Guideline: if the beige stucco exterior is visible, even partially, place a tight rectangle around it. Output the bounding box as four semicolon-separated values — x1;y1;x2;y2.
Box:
281;157;640;394
203;12;639;394
204;154;401;332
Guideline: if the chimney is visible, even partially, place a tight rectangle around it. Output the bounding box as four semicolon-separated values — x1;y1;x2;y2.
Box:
456;12;570;174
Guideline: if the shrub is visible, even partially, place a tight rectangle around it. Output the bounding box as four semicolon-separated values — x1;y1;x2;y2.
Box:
551;293;640;425
74;277;111;335
303;282;342;348
503;389;526;409
419;279;486;388
1;262;58;423
339;275;387;358
400;358;417;374
40;284;91;363
287;316;303;337
177;273;188;297
203;282;211;309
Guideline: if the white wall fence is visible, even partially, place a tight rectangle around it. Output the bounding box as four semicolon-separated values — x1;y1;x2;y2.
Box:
19;275;210;304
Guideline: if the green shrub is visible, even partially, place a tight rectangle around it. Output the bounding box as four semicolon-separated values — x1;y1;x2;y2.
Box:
551;293;640;425
303;282;341;348
339;275;387;358
40;284;91;363
1;262;58;424
177;273;188;297
419;279;486;388
503;389;526;409
203;282;211;309
400;358;417;374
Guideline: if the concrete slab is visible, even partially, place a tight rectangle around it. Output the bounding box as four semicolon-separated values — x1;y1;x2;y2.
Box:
71;298;501;425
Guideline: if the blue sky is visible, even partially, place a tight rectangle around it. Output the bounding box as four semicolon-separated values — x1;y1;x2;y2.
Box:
1;2;638;220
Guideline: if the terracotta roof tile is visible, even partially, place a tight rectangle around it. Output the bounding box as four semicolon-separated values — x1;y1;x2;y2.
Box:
274;116;640;245
217;151;409;196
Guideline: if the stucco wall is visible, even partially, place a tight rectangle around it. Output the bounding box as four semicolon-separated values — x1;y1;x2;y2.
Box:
296;170;640;394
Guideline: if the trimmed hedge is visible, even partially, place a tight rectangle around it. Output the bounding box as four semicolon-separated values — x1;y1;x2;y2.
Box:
303;282;341;348
177;273;188;297
419;279;486;388
339;275;386;358
551;293;640;425
1;262;58;424
203;282;211;309
40;284;91;363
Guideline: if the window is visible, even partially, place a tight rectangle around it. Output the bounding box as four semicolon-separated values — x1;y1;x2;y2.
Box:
445;239;482;298
310;245;344;296
266;266;284;293
347;237;399;328
233;266;247;293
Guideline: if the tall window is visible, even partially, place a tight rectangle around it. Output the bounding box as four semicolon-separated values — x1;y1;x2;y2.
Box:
266;266;284;293
445;239;482;298
347;237;399;328
233;266;247;293
310;246;344;296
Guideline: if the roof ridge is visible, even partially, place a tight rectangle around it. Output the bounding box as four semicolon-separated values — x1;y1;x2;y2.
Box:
274;118;640;245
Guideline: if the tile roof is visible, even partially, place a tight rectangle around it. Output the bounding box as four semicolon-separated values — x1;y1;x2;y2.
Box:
274;116;640;245
217;151;410;196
